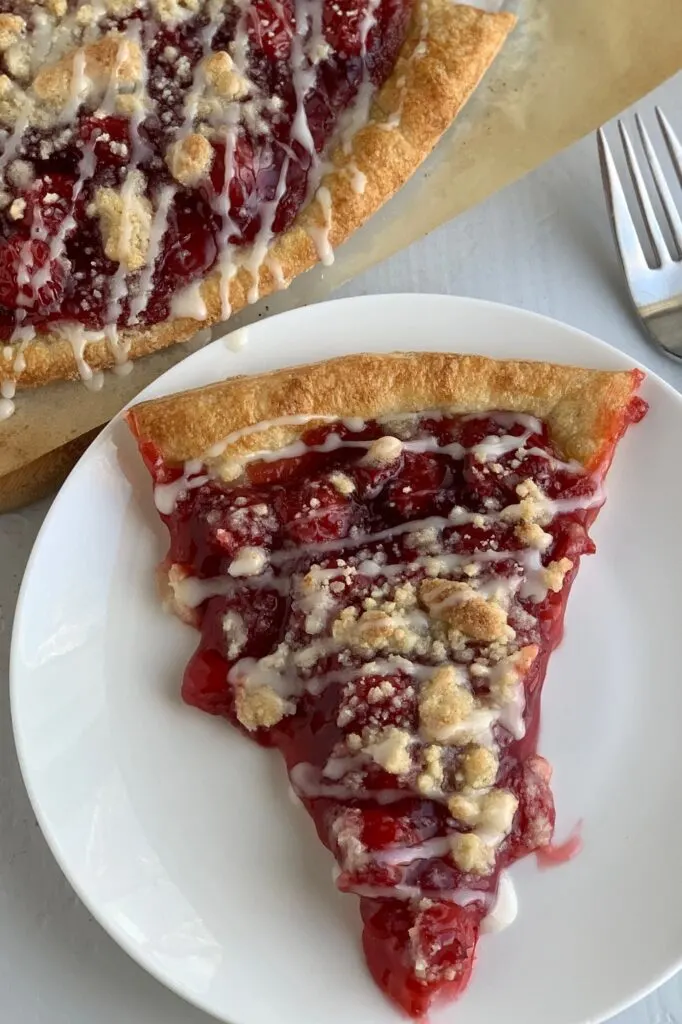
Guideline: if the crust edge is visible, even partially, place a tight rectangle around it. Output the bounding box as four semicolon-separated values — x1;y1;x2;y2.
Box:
126;351;646;471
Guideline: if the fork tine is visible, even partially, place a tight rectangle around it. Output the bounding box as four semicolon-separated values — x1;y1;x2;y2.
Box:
597;128;649;275
618;119;670;267
635;113;682;260
656;107;682;188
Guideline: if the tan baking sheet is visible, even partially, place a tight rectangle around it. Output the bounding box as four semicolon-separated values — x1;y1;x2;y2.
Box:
1;0;681;479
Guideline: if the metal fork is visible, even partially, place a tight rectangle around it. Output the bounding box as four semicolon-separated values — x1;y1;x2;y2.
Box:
598;108;682;360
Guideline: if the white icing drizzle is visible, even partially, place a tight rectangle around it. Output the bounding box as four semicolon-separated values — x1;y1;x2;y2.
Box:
339;0;381;153
129;183;177;325
204;413;339;458
0;379;16;421
171;569;290;608
308;184;334;266
224;326;249;351
9;325;35;374
195;419;547;482
229;654;419;700
154;459;206;514
171;281;209;320
291;761;410;804
345;882;489;905
103;22;151;367
291;0;317;155
244;154;291;303
56;324;104;391
373;836;452;867
212;1;248;319
265;253;287;290
345;162;367;195
480;870;518;934
63;48;88;124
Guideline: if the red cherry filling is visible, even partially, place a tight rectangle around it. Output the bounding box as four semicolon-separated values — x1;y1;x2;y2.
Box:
14;173;78;235
147;411;604;1019
183;588;286;718
382;452;449;520
80;116;132;168
361;898;483;1018
247;0;295;61
276;480;355;544
0;238;67;313
168;482;278;574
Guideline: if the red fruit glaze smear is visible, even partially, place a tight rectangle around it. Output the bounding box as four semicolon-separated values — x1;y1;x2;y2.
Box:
0;0;413;341
139;407;630;1018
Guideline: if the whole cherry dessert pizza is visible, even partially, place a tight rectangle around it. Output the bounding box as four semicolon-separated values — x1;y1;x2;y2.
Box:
127;351;646;1019
0;0;513;392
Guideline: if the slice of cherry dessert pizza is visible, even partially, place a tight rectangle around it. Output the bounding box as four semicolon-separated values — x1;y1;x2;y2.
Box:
0;3;514;389
126;352;646;1019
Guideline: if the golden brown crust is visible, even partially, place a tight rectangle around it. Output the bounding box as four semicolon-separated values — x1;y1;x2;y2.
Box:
2;3;515;388
126;351;644;471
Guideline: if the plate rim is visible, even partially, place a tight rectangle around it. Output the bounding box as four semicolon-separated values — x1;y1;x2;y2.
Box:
10;292;682;1024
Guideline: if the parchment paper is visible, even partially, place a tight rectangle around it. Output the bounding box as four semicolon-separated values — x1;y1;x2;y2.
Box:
1;0;681;487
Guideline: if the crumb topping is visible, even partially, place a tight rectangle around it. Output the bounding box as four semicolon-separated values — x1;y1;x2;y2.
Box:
90;171;152;271
166;132;214;186
361;435;403;466
418;578;511;643
222;610;247;660
500;478;552;526
457;745;498;791
416;744;443;795
478;789;518;835
0;15;24;52
364;726;412;775
542;558;573;593
203;50;249;100
418;665;474;743
331;605;422;655
235;684;288;731
329;471;356;496
33;34;143;110
153;0;201;23
450;832;495;876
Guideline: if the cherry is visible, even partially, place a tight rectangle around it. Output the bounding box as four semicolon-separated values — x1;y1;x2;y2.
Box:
182;588;285;717
276;479;354;544
359;805;437;852
169;482;279;574
0;238;66;313
382;452;448;519
201;589;286;662
353;455;403;500
336;671;417;735
16;173;78;235
460;452;512;509
247;0;294;61
182;647;233;717
503;756;556;861
79;115;131;167
361;898;482;1018
136;441;182;485
160;191;219;282
323;0;367;57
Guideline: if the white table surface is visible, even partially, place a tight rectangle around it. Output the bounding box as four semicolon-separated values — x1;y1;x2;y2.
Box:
2;70;681;1024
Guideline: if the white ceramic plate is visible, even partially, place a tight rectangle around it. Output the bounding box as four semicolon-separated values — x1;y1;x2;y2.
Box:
11;294;682;1024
